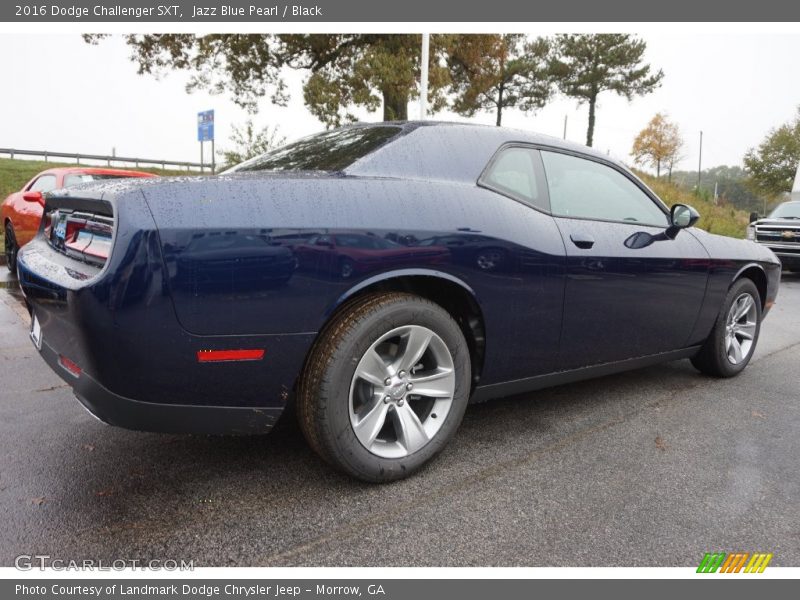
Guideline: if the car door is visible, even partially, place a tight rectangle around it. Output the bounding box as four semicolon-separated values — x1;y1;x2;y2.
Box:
477;145;567;379
17;174;57;245
539;150;709;369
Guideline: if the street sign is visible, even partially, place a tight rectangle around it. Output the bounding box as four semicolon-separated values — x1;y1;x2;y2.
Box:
197;110;214;142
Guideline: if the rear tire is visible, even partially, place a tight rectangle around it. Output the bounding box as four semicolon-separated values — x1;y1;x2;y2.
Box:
297;292;471;482
4;223;18;273
691;278;761;377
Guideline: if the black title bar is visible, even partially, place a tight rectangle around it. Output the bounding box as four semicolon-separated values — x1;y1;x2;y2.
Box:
4;0;800;22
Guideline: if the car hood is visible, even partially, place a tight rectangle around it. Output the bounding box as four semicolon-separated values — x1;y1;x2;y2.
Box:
753;218;800;226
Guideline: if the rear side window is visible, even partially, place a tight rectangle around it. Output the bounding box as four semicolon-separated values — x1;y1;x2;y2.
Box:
29;175;57;193
541;151;667;227
480;147;549;212
229;126;402;172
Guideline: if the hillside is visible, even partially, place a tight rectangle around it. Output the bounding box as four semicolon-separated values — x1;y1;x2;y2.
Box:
0;157;194;200
638;173;748;239
1;158;199;250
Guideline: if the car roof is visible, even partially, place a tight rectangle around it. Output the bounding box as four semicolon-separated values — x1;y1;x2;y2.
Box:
344;121;619;182
376;120;605;155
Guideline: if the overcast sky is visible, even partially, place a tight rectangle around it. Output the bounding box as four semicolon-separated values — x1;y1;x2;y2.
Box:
1;33;799;172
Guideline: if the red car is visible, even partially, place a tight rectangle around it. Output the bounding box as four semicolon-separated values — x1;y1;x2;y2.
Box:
3;167;156;271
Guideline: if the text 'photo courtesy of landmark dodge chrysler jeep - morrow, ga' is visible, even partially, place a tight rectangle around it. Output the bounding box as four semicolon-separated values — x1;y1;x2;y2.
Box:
747;163;800;271
17;122;781;482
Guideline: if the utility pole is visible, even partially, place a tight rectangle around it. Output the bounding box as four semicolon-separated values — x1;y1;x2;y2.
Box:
419;33;430;120
563;115;568;140
697;130;703;191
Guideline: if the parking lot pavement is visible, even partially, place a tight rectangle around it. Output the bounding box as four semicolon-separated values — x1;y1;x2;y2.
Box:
0;272;798;567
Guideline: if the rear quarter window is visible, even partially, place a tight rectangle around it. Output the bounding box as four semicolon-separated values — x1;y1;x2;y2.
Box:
480;146;549;212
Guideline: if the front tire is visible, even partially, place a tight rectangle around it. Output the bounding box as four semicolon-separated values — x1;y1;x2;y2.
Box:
297;292;471;482
691;278;761;377
4;223;18;273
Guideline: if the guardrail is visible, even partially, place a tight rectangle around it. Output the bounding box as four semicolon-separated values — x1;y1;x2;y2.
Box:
0;148;213;172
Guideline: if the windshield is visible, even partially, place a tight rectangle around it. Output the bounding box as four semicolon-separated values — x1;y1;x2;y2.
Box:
768;201;800;219
228;126;401;173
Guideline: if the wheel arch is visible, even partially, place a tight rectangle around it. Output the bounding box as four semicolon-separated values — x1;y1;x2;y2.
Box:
323;269;487;387
733;263;767;309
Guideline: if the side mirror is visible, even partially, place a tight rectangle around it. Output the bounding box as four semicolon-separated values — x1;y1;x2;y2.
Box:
22;191;44;206
749;211;760;223
666;204;700;238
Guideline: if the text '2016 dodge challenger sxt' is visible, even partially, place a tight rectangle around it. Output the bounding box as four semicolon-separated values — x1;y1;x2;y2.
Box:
17;122;781;481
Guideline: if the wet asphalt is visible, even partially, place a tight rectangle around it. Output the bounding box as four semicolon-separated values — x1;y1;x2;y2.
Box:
0;268;798;567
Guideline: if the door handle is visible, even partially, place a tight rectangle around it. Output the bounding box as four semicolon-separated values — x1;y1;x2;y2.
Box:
570;232;595;249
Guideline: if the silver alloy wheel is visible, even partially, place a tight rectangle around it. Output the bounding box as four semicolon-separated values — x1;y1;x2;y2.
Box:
724;292;758;365
348;325;456;458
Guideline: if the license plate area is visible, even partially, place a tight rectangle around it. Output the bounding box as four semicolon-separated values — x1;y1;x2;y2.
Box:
30;314;42;350
53;212;67;241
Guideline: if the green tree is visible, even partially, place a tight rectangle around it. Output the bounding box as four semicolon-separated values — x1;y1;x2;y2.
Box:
630;112;683;178
281;34;452;126
84;34;452;128
218;121;286;169
447;35;555;126
552;34;664;147
670;166;762;213
744;108;800;198
83;34;288;112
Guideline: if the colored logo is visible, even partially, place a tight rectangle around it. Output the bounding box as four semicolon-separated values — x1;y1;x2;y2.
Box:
697;552;773;573
782;230;795;240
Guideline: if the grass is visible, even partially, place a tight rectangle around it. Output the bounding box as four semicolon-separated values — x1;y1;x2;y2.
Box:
0;157;195;201
638;172;749;239
1;157;200;251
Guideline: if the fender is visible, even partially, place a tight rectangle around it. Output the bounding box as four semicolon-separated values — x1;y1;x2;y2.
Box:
732;261;767;285
687;260;772;346
325;268;479;319
731;261;777;315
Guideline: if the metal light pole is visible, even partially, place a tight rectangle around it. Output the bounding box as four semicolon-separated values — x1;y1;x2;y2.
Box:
697;130;703;190
419;33;430;120
563;115;568;140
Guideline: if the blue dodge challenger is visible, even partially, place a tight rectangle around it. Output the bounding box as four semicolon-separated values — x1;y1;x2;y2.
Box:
17;122;781;481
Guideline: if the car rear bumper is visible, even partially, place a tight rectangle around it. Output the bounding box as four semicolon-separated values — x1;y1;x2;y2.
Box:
37;334;283;434
18;232;312;435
